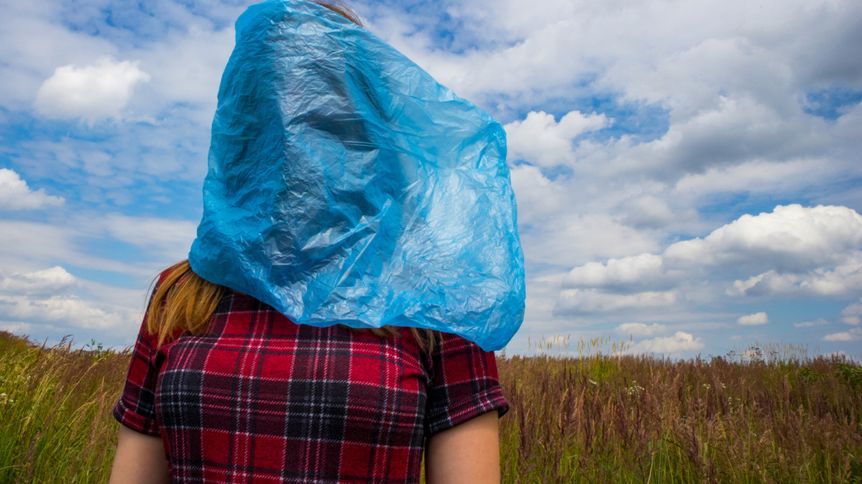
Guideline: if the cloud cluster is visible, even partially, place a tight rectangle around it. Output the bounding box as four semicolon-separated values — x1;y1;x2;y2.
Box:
0;0;860;356
842;299;862;325
0;168;64;211
559;205;862;318
737;312;769;326
0;266;129;331
505;110;607;167
34;57;150;122
823;327;862;342
0;266;75;294
623;331;705;355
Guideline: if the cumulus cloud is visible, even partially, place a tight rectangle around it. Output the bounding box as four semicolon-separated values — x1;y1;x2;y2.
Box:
0;266;75;294
34;57;150;122
509;164;571;223
730;254;862;296
823;327;862;342
794;318;828;328
0;168;64;210
615;322;668;337
0;294;125;329
664;205;862;271
555;289;676;315
674;159;834;197
0;266;130;333
520;212;661;268
504;110;607;167
622;195;677;228
565;205;862;309
563;253;667;290
842;299;862;325
552;204;862;329
737;312;769;326
624;331;704;355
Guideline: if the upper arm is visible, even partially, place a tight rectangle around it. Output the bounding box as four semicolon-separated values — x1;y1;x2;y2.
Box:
110;274;171;483
423;332;509;483
112;280;164;436
109;426;170;484
425;410;500;484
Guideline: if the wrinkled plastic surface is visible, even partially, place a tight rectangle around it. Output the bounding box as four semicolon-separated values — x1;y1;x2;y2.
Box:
188;0;525;351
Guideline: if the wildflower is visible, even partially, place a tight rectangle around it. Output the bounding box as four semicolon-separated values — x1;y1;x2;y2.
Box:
702;383;711;391
0;393;7;405
625;381;645;396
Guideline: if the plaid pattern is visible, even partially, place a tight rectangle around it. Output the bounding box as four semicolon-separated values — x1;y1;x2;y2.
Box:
113;276;510;483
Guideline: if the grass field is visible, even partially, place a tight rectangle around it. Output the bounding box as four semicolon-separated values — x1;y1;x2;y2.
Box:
0;330;860;483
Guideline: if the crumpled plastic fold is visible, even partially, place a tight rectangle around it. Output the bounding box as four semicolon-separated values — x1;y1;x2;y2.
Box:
188;0;525;351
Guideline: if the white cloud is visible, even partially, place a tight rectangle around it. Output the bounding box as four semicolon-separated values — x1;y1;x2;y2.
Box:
842;299;862;325
622;195;676;228
823;327;862;342
563;253;667;289
34;57;150;122
730;254;862;296
674;159;836;198
0;219;156;278
0;214;197;282
615;322;668;337
625;331;704;355
0;168;64;210
521;212;661;268
556;205;862;320
555;289;676;314
0;1;118;110
0;266;75;294
504;110;607;167
572;204;862;288
0;321;33;334
664;205;862;271
794;318;828;328
737;312;769;326
0;294;128;330
509;164;570;223
99;214;197;257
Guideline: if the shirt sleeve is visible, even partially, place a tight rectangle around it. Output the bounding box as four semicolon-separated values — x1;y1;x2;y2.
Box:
424;331;510;437
112;279;164;437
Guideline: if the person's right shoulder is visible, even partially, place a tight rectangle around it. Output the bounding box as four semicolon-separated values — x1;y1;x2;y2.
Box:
424;331;510;437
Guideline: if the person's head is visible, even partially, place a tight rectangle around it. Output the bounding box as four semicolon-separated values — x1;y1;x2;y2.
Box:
146;1;439;353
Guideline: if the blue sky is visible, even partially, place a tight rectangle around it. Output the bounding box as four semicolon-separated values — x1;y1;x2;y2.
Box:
1;0;861;360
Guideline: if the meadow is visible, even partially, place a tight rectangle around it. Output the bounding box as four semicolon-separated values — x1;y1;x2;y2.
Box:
0;330;860;483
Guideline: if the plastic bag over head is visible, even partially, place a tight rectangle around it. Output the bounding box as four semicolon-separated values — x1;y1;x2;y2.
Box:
188;0;525;351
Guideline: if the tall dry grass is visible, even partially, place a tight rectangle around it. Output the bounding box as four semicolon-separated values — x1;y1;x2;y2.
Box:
0;331;130;483
497;335;862;483
0;330;860;483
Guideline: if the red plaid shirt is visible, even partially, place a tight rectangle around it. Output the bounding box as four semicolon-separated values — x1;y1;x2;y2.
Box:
113;274;510;483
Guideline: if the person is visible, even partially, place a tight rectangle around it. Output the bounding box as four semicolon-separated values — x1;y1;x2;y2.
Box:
108;2;512;482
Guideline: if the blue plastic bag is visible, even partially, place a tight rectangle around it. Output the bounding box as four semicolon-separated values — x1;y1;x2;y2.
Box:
188;0;525;351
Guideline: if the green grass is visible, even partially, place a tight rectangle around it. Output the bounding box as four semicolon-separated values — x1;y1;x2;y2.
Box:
1;330;860;483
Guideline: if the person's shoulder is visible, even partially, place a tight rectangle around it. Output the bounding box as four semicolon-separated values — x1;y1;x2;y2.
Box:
434;330;490;353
